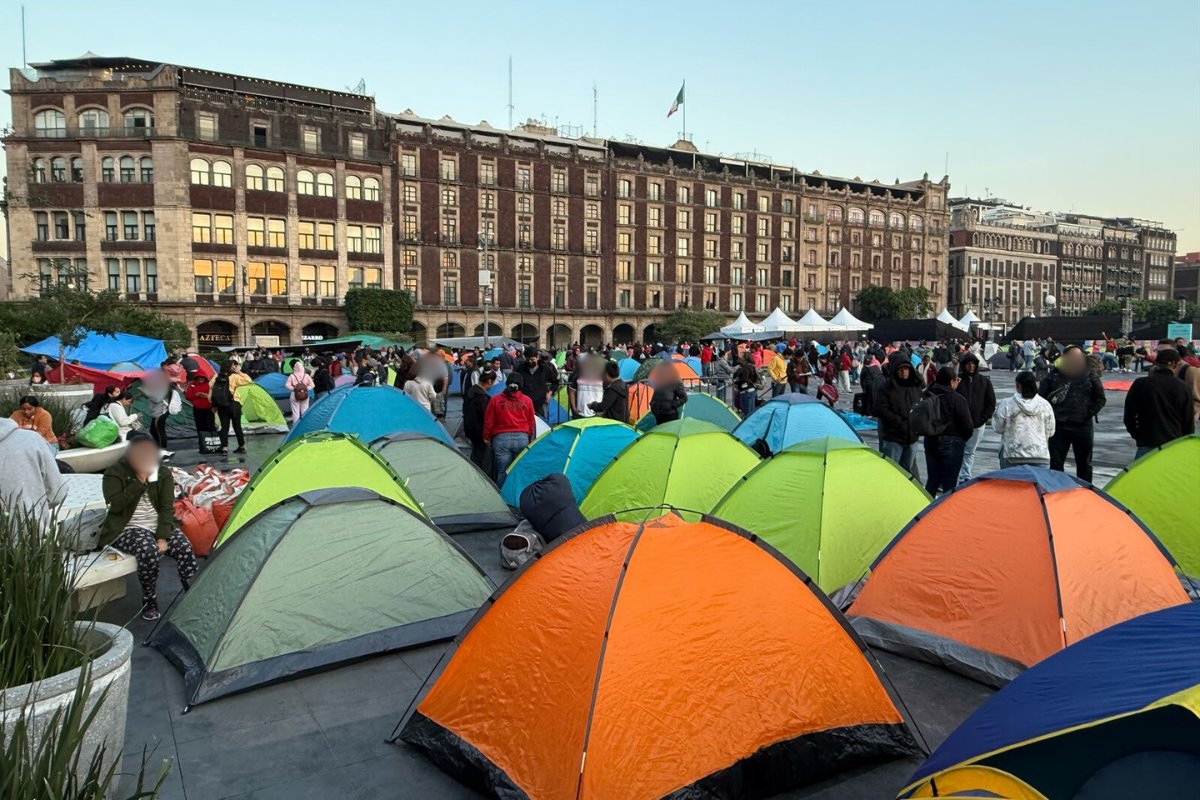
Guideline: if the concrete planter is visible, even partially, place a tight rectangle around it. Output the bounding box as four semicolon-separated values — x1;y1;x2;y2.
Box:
1;622;133;792
33;383;94;405
0;377;30;405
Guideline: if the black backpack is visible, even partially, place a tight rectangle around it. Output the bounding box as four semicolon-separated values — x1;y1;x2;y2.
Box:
210;378;233;408
909;393;949;437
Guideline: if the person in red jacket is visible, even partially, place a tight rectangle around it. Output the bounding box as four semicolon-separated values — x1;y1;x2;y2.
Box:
484;373;537;488
185;373;216;434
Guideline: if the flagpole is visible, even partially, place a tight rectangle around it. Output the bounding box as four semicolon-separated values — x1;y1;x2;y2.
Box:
682;79;686;141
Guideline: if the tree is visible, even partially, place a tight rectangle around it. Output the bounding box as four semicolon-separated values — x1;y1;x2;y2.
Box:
855;285;898;322
1084;300;1122;316
894;286;933;320
111;304;191;350
344;288;414;335
653;307;726;344
12;263;124;380
1134;299;1196;327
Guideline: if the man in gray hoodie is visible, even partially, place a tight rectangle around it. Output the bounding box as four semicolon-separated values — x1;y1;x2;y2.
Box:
0;417;65;524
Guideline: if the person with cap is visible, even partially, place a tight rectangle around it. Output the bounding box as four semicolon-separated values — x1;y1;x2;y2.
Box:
514;346;558;417
955;351;997;483
1123;347;1195;459
484;372;537;487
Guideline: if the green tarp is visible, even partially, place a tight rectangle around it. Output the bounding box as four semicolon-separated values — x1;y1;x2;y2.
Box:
151;488;493;705
580;418;759;522
712;438;931;593
217;432;424;546
1106;434;1200;576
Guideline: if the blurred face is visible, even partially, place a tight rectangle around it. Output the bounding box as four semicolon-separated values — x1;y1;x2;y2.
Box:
127;441;159;474
19;403;35;417
1062;349;1086;375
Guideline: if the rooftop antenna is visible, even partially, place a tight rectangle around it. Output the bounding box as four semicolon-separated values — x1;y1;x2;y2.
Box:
592;81;598;138
506;56;514;130
21;5;28;67
944;151;949;176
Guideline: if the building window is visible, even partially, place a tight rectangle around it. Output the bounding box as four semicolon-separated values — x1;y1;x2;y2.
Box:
618;289;631;309
298;169;315;195
299;221;315;250
123;107;154;133
363;176;380;201
440;158;457;181
267;218;286;248
347;175;362;200
246;164;264;191
517;167;531;189
263;166;283;192
196;112;218;141
552;171;566;192
442;275;458;305
100;157;114;183
677;237;691;257
107;259;122;291
139;156;153;182
732;216;744;235
365;226;381;254
302;128;320;153
300;264;318;298
73;211;86;241
617;179;632;198
192;212;211;244
119;156;136;183
347;225;364;253
209;160;231;187
318;222;335;250
731;292;743;311
848;207;864;224
77;108;109;134
214;214;233;244
586;229;599;254
246;217;265;247
400;153;417;176
348;132;366;158
31;158;46;183
52;211;69;240
586;175;599;196
910;215;924;231
316;172;334;197
104;211;117;241
34;109;66;137
143;211;155;242
124;258;141;293
50;157;66;182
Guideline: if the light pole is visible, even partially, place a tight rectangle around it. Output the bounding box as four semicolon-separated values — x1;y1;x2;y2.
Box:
478;229;492;348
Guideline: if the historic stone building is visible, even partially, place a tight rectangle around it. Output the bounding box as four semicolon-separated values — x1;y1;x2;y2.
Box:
5;55;950;348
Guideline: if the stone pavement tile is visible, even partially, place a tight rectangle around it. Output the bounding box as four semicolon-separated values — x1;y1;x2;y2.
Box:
122;695;177;761
292;652;425;713
115;750;186;800
307;689;413;767
398;643;452;685
343;747;482;799
174;715;338;799
787;756;924;799
167;680;314;745
219;768;358;800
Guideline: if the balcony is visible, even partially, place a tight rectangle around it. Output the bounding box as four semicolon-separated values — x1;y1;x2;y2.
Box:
803;233;822;243
26;126;158;140
803;211;824;223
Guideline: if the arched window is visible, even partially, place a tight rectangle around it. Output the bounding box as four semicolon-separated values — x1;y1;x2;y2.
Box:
316;172;334;197
34;109;66;137
868;209;884;226
265;166;285;192
119;156;136;183
297;169;315;195
50;156;67;182
78;108;110;134
827;206;843;222
212;160;232;188
848;207;864;224
246;163;264;191
889;212;904;228
122;107;154;133
363;176;380;201
31;158;46;183
101;157;115;183
190;157;210;185
345;175;362;199
910;215;924;231
139;156;153;183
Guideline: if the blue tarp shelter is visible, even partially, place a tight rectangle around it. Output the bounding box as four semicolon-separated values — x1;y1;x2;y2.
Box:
733;394;860;454
22;331;168;371
903;602;1200;798
255;372;313;400
499;418;639;507
285;385;453;446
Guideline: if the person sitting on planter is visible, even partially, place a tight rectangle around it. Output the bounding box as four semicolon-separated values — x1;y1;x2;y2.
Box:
103;391;142;442
10;394;58;454
100;433;197;621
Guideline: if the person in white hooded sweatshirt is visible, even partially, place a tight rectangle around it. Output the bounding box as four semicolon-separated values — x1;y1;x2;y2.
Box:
992;370;1056;468
0;417;65;524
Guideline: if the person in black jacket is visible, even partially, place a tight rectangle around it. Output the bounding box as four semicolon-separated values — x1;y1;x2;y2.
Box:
312;359;335;399
589;361;629;422
923;366;974;496
956;352;997;483
1039;346;1106;482
514;347;558;417
1124;348;1194;458
463;370;496;475
875;357;924;477
647;362;688;425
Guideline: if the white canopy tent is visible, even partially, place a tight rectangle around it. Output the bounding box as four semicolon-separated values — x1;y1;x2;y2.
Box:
757;307;800;333
828;307;874;331
794;308;837;333
936;308;970;331
959;310;981;327
720;311;761;336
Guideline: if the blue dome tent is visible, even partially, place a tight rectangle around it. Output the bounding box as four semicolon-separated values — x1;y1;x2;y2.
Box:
733;394;860;454
285;385;453;446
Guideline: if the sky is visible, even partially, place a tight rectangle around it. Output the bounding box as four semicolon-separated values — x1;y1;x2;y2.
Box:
2;0;1198;255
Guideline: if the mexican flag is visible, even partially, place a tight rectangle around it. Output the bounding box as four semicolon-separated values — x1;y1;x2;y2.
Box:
667;83;684;117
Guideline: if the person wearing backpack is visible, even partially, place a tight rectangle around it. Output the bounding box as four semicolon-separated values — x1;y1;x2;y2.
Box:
734;353;761;418
284;360;314;424
955;352;997;483
919;366;974;496
875;356;924;477
211;362;246;454
1038;346;1105;482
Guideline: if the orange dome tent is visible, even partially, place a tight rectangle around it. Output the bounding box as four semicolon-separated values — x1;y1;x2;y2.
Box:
395;514;921;799
848;467;1189;687
626;381;653;422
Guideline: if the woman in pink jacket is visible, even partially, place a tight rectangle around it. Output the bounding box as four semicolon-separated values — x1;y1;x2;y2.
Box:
284;361;315;424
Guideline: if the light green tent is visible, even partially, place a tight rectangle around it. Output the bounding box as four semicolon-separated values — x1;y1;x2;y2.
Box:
237;382;288;432
150;487;493;706
372;433;515;533
636;392;741;432
1106;434;1200;576
580;418;759;522
712;438;931;594
216;432;424;546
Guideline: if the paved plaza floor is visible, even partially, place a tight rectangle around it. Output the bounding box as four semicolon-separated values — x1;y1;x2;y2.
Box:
106;368;1142;799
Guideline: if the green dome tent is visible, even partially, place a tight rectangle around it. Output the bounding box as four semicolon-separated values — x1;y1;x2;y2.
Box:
712;438;931;594
635;392;740;432
372;432;515;533
580;418;759;522
1106;434;1200;577
129;379;286;438
150;487;493;706
216;432;424;546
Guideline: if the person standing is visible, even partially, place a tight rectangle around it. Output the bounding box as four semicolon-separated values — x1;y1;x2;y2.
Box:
9;395;58;454
403;364;437;414
284;361;314;424
874;358;924;477
211;362;246;455
1021;339;1035;370
1123;348;1194;459
992;371;1055;468
463;369;496;476
735;353;760;418
484;373;537;488
837;348;853;394
767;349;789;397
648;362;688;425
101;434;198;620
30;354;50;384
185;372;216;436
312;358;335;400
514;347;558;417
955;353;997;483
922;367;975;496
140;365;174;456
589;361;629;421
786;348;810;395
1039;346;1105;482
700;343;714;376
1171;345;1200;422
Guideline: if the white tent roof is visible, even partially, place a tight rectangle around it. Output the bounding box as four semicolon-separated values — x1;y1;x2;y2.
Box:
757;307;800;332
828;307;874;330
936;308;969;331
959;310;981;326
720;311;760;335
794;308;837;332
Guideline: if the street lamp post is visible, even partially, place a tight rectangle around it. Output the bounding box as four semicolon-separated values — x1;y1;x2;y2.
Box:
478;230;492;349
